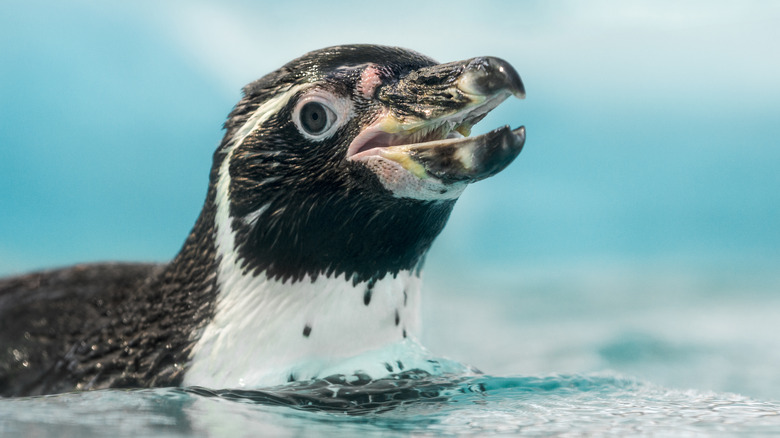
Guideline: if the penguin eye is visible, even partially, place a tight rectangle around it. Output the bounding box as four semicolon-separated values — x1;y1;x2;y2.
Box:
299;102;333;135
292;92;351;141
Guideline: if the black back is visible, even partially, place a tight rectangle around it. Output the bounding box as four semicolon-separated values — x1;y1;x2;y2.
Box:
0;189;220;397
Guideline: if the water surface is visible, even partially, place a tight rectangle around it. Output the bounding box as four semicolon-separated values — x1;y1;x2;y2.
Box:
2;373;779;437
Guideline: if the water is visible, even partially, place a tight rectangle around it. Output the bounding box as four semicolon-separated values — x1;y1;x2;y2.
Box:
2;374;779;436
2;264;779;436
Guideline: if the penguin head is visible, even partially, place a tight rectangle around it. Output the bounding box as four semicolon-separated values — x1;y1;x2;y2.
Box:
213;45;525;284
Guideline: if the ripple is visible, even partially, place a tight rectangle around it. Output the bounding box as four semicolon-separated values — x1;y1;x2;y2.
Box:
2;372;779;437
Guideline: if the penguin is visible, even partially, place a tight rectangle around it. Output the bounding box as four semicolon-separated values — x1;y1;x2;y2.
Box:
0;45;525;397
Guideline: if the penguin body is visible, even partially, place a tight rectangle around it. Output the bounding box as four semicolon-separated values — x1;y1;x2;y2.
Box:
0;45;525;396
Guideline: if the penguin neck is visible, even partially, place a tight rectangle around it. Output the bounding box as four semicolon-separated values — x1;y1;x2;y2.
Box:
178;151;427;388
182;192;424;387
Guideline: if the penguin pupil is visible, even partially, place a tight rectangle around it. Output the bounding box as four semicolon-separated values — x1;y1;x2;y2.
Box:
301;102;328;134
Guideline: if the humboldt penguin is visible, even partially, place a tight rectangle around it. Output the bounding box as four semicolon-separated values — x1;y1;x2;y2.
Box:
0;45;525;397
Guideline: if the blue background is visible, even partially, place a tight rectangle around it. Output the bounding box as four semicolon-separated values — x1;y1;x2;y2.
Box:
2;0;780;398
2;1;778;275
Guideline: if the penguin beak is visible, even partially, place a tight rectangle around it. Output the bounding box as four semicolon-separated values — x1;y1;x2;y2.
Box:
347;56;525;184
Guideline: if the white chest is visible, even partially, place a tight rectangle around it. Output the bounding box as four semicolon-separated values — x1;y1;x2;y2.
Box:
183;270;422;388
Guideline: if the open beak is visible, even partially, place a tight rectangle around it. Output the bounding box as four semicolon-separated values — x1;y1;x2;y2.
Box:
348;56;525;184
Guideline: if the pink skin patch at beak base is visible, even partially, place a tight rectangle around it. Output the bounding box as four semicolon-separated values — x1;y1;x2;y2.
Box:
358;65;383;99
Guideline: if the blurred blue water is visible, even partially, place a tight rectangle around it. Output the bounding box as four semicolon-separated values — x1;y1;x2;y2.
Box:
2;1;780;435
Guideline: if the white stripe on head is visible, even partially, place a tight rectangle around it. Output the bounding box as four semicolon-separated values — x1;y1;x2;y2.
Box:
215;84;306;271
